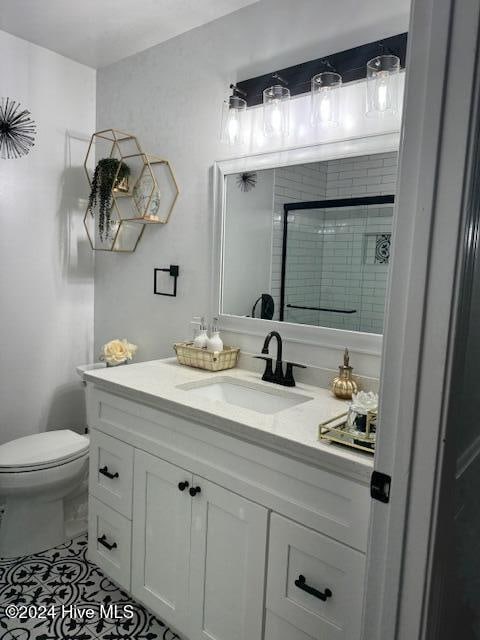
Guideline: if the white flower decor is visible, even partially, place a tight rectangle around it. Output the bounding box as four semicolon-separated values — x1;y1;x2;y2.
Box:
100;338;138;366
350;391;379;415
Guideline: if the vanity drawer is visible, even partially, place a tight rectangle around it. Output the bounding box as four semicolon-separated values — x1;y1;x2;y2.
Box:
266;514;365;640
88;496;132;590
89;429;133;518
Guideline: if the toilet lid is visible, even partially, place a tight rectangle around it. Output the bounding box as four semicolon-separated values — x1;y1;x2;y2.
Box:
0;430;89;472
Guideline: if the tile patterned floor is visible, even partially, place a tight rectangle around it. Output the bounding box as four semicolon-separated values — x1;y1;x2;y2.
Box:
0;536;180;640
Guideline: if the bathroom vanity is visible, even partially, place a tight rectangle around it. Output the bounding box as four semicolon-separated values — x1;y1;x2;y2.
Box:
85;358;372;640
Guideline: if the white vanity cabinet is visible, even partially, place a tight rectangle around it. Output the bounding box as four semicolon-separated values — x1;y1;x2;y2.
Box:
86;385;371;640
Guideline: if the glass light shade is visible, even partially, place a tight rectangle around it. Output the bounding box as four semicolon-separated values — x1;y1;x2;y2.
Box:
263;85;290;137
311;72;342;127
220;95;247;145
366;54;400;117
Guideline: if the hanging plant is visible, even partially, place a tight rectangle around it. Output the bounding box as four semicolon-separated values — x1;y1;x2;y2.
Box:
87;158;130;240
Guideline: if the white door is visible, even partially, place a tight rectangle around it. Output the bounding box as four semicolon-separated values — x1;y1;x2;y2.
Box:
188;477;268;640
363;0;480;638
131;450;192;630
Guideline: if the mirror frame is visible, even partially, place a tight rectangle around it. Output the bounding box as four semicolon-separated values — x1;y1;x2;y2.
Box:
212;132;400;357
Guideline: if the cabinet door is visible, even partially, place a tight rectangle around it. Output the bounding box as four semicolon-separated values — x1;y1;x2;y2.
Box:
188;477;268;640
131;450;192;630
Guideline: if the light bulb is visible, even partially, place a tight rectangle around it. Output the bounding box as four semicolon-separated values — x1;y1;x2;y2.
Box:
220;94;246;145
263;85;290;137
226;112;240;144
377;78;388;112
320;95;332;122
366;55;400;117
311;72;341;127
270;104;282;133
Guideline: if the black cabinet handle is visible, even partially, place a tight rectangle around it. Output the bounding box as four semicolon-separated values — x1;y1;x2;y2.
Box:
99;466;119;480
178;481;190;491
294;575;332;601
189;486;201;497
97;534;117;551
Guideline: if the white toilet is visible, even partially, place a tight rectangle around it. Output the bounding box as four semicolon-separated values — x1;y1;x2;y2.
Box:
0;430;89;558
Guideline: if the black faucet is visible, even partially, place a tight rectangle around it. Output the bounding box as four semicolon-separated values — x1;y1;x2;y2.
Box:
262;331;284;382
255;331;306;387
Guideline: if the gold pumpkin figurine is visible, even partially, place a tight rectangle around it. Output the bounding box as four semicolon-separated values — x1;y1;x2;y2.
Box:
332;348;358;400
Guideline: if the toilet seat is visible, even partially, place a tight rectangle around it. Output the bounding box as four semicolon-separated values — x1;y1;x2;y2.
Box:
0;430;89;473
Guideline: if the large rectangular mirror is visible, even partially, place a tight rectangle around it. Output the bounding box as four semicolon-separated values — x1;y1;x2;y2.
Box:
221;151;397;336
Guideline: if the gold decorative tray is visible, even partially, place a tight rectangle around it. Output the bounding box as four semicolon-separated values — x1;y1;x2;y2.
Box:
319;412;376;454
173;342;240;372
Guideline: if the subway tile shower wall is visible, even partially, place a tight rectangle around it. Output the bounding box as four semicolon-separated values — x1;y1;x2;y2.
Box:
325;153;397;199
270;152;398;333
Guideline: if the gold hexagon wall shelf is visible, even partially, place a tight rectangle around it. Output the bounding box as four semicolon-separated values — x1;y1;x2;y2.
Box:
114;153;180;225
83;129;143;188
83;129;179;253
83;206;146;253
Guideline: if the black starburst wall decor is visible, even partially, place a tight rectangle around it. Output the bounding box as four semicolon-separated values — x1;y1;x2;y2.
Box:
236;171;257;192
0;97;37;159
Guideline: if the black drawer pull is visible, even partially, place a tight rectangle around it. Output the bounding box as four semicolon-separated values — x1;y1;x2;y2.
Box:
97;534;117;551
99;466;119;480
189;486;201;497
178;481;190;491
295;575;332;601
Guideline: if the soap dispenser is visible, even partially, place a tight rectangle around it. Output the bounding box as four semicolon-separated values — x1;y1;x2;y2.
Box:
207;317;223;352
193;317;208;349
332;348;358;400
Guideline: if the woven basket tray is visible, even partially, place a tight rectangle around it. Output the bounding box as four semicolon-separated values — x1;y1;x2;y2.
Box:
173;342;240;372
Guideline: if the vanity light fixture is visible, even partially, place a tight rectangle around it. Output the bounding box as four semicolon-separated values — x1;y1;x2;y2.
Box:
263;84;290;137
311;71;342;127
220;85;247;145
366;54;400;117
220;33;407;144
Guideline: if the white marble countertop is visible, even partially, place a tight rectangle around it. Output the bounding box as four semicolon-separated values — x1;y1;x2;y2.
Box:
85;358;374;481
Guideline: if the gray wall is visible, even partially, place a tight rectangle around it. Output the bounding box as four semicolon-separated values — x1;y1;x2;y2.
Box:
0;30;96;444
95;0;410;366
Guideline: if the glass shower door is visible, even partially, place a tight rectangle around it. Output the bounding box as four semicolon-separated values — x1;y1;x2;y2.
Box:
282;199;394;334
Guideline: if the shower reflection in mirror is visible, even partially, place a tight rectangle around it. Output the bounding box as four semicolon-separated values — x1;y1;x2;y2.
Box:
221;152;397;335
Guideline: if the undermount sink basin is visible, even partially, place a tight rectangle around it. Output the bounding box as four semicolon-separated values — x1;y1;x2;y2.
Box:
177;376;313;415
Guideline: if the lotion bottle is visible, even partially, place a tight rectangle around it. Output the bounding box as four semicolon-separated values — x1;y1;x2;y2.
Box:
207;317;223;352
193;317;208;349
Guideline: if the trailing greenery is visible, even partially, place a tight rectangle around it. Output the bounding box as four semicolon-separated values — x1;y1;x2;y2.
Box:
87;158;130;240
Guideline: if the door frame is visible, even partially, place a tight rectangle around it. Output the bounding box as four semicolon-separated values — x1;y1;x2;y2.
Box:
362;0;480;638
